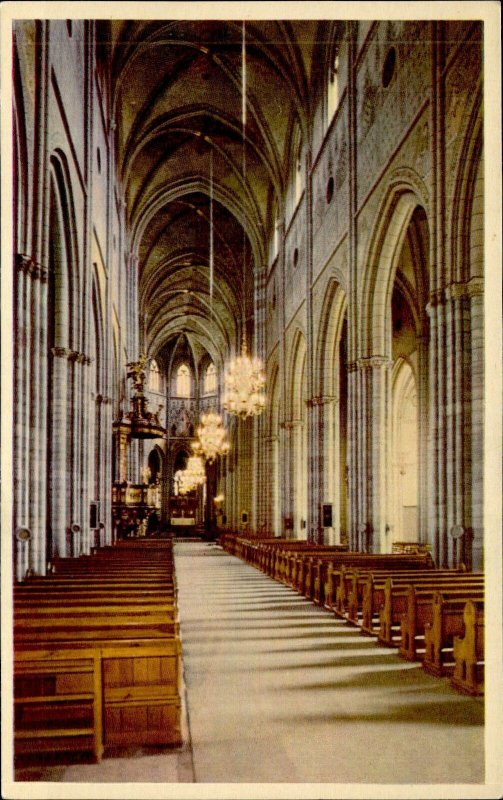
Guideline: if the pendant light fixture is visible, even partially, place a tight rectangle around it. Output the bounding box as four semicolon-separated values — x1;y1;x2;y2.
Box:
194;150;231;461
223;21;266;419
196;409;230;463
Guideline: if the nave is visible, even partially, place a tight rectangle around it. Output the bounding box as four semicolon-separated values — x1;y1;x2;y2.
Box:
15;541;484;787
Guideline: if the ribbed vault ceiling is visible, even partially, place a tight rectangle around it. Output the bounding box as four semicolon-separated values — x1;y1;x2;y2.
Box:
109;19;324;369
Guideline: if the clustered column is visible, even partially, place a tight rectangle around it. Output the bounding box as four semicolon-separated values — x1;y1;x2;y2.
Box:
427;278;483;569
14;256;49;575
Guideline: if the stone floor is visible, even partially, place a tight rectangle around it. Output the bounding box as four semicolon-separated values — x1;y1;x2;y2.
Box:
176;542;484;785
11;541;486;793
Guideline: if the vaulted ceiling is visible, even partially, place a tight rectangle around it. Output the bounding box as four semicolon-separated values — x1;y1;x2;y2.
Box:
108;20;328;369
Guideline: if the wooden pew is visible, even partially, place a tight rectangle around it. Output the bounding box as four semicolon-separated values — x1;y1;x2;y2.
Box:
399;583;484;661
359;569;468;633
14;539;182;764
329;555;435;616
275;547;342;593
15;639;182;756
14;603;177;621
14;648;103;764
423;592;484;677
378;575;484;647
450;600;485;696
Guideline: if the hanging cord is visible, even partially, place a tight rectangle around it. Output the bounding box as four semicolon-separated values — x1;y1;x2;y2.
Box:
209;148;214;319
241;20;247;353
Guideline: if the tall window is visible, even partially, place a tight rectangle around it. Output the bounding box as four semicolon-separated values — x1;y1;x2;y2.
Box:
327;54;340;124
149;359;161;392
176;363;191;397
204;362;217;395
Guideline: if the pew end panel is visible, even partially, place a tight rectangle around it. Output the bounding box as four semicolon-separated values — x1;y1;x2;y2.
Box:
102;642;183;747
14;648;103;766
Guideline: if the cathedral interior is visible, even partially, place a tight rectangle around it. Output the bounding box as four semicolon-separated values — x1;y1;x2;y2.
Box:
5;8;502;796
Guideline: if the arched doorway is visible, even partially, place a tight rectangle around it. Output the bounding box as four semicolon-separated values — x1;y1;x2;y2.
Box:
362;188;429;552
388;207;429;547
391;358;418;542
316;282;348;545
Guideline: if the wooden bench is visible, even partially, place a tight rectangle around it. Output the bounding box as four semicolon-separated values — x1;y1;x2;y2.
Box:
15;640;182;755
378;575;484;647
451;600;485;696
358;569;468;633
328;555;435;616
14;648;103;765
423;592;484;677
399;583;484;661
280;547;348;598
14;539;182;764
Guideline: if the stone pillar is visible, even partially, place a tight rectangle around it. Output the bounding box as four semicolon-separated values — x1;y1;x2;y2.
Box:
281;420;302;538
29;262;49;575
50;346;70;556
276;215;288;537
367;356;393;554
346;23;359;553
307;397;333;543
428;279;483;569
278;424;289;535
416;333;430;544
102;396;113;546
469;282;484;570
350;356;392;553
305;147;316;542
127;252;140;482
322;396;337;545
79;353;91;556
311;396;337;544
307;399;321;543
67;351;80;546
253;267;268;532
14;256;32;529
429;21;448;567
347;364;359;550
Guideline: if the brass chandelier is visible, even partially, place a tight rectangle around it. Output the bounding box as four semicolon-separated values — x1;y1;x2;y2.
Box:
223;21;266;419
222;337;266;418
196;409;230;463
176;443;206;494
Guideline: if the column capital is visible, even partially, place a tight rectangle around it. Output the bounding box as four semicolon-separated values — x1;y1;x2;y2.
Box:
280;419;303;430
51;346;71;359
427;278;484;311
16;254;48;282
349;356;392;371
445;277;484;301
307;395;335;407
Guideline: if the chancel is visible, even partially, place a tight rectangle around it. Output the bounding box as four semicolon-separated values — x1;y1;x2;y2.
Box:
6;6;499;793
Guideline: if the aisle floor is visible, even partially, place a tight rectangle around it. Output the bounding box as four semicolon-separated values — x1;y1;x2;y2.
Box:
14;541;484;787
176;542;484;784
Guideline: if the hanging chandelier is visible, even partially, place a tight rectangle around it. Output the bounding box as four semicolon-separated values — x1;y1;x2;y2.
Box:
196;409;230;462
176;443;206;494
222;21;266;419
223;335;266;418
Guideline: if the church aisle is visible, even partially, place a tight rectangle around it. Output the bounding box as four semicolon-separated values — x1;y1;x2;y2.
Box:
175;541;484;785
